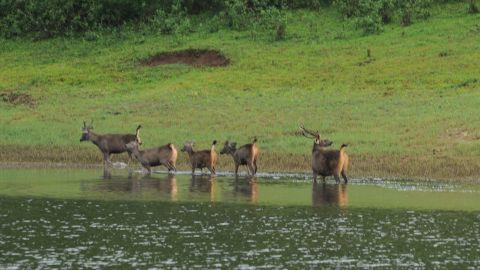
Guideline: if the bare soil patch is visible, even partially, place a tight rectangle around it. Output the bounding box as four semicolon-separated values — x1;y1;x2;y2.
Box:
0;91;36;108
141;49;230;67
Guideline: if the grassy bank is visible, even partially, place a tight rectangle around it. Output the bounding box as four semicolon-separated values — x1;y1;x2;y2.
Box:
1;3;479;179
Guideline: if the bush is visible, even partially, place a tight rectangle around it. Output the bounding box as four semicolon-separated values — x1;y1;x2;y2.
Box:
468;0;479;13
0;0;441;38
150;0;192;35
398;0;432;26
333;0;432;34
259;6;288;40
334;0;389;34
222;0;252;31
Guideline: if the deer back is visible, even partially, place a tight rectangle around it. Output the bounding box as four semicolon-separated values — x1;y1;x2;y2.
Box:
98;133;137;154
192;150;213;167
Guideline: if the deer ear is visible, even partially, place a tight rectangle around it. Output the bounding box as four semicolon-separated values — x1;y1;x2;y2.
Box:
231;142;237;148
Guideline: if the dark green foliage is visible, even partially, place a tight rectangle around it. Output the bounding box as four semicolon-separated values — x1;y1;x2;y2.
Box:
333;0;432;34
0;0;458;38
150;0;192;35
467;0;479;13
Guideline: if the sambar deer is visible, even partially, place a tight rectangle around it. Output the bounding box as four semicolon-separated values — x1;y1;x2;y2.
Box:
220;137;259;176
80;121;142;166
299;125;349;183
125;140;177;174
181;140;218;175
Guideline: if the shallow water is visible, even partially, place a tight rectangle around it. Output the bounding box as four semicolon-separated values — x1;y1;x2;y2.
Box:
1;168;480;268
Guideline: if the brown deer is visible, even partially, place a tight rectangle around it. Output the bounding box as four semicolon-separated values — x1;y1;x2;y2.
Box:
299;125;349;183
181;140;218;175
125;140;177;174
220;137;259;176
80;121;142;166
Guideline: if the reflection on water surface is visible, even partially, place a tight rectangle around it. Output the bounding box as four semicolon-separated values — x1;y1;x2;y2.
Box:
1;168;480;268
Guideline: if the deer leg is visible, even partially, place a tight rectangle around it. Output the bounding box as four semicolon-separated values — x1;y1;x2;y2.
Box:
164;162;171;172
127;152;132;167
253;159;258;174
164;161;171;171
341;171;349;184
333;173;341;184
170;161;177;172
313;172;318;183
234;164;239;175
103;153;111;167
103;167;111;179
208;166;215;176
247;163;255;176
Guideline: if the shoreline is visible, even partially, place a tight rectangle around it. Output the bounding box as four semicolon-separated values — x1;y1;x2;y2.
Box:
1;162;479;184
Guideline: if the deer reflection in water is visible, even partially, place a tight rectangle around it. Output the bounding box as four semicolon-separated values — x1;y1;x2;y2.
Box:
96;171;178;201
233;176;259;203
189;175;217;202
312;182;348;208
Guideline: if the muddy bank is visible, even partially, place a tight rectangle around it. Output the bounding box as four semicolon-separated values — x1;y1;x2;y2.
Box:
140;49;230;67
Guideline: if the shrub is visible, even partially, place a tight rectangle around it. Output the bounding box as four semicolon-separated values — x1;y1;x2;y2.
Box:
222;0;252;31
468;0;480;14
150;0;192;35
333;0;432;33
259;6;288;40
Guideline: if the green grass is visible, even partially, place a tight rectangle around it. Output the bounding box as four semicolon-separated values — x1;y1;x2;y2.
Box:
1;3;479;179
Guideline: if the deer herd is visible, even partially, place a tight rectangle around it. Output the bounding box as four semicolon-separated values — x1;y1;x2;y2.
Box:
80;121;348;183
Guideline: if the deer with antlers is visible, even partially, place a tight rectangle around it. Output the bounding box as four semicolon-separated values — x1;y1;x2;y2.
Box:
299;125;349;183
80;121;142;166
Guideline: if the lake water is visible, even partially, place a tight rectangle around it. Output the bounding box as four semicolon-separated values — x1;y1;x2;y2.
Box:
1;168;479;268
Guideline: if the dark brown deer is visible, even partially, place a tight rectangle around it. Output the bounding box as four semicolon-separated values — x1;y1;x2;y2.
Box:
220;137;259;176
299;125;349;183
181;140;218;175
80;121;142;166
125;140;177;174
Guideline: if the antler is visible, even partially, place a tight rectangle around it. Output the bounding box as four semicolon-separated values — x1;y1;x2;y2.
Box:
298;124;319;139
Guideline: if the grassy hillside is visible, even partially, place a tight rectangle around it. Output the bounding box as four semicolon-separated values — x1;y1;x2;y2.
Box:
1;3;479;179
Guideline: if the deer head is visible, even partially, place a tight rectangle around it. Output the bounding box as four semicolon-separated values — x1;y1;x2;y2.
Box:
125;140;140;153
181;141;195;153
80;120;94;142
299;124;333;147
220;140;237;155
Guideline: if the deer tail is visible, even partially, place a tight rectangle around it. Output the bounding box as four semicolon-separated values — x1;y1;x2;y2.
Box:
134;125;142;144
252;137;258;144
340;144;348;151
211;140;217;151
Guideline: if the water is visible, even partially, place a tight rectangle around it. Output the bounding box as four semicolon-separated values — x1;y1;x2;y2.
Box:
1;168;480;268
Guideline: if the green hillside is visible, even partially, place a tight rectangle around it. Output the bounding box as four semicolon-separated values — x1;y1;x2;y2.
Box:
1;2;479;179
